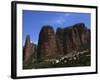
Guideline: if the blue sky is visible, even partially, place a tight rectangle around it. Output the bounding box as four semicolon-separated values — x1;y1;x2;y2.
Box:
23;10;91;45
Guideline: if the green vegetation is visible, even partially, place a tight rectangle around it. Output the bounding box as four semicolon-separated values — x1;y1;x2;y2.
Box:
23;50;91;69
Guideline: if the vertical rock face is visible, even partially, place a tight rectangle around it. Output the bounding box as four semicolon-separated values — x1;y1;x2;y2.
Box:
63;27;80;54
56;23;90;54
23;35;37;66
23;23;90;66
73;23;89;44
87;29;91;45
56;28;64;55
64;23;89;54
37;25;58;60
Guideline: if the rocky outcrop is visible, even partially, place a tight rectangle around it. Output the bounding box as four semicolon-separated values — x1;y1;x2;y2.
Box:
56;28;64;55
57;23;90;54
23;35;37;66
87;29;91;46
37;25;58;61
23;23;90;65
73;23;89;44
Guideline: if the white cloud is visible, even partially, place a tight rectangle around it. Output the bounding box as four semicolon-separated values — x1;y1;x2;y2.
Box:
64;13;70;17
33;41;38;44
56;19;64;24
52;13;71;25
55;13;70;24
31;40;38;44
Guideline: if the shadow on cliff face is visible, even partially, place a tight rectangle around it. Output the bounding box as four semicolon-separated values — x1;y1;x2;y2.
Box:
23;23;91;69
